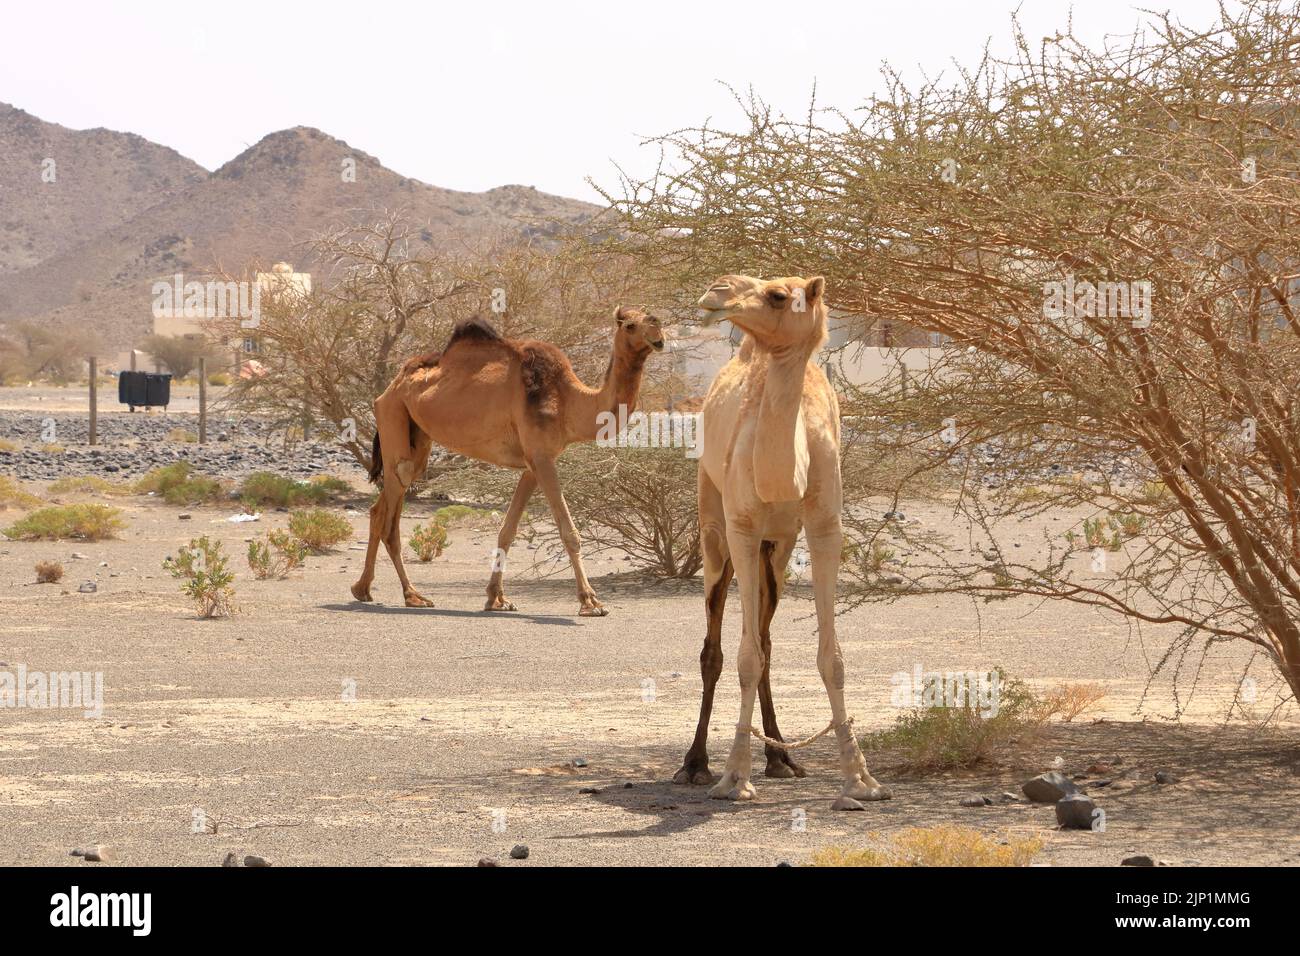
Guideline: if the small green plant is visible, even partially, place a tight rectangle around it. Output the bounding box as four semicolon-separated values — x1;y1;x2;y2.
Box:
164;536;236;618
408;522;448;562
207;372;231;386
809;826;1043;867
135;461;224;505
4;504;125;541
862;670;1054;773
0;476;42;509
247;529;309;580
288;508;352;553
34;560;64;583
1134;480;1172;506
1110;513;1144;538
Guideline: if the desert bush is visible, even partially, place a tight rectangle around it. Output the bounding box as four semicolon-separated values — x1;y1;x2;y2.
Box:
0;438;17;452
135;462;223;505
143;334;215;379
4;504;125;541
408;522;448;562
246;529;309;580
166;428;198;443
1042;682;1108;722
809;827;1043;867
34;560;64;583
444;443;702;577
862;671;1053;773
207;372;231;387
48;476;133;497
164;536;236;618
288;508;352;553
0;476;41;509
240;472;348;508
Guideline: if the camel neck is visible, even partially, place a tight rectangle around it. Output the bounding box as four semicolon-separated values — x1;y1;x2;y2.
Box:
573;346;647;441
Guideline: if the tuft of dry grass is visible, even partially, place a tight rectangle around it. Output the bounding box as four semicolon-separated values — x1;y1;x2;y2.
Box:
34;560;64;583
48;475;133;497
809;826;1043;867
288;508;352;553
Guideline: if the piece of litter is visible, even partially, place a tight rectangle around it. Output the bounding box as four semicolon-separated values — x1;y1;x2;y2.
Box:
227;513;261;523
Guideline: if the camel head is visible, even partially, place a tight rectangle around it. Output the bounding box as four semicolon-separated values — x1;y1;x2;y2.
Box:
614;306;666;355
696;274;827;351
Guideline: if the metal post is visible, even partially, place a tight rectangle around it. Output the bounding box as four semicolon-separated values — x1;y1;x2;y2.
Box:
198;356;208;444
88;357;98;446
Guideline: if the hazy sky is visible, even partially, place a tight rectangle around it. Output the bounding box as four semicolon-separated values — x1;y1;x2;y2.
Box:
2;0;1230;202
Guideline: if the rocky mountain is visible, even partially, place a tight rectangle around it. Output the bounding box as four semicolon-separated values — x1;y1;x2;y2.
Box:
0;102;206;274
0;113;599;350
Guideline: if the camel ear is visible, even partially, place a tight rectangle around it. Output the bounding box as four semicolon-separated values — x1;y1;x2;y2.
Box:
806;277;825;302
613;306;628;326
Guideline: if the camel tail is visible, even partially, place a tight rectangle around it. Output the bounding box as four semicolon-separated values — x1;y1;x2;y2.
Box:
367;431;383;484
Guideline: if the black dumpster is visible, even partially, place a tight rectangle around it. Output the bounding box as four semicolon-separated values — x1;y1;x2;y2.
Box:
118;371;172;411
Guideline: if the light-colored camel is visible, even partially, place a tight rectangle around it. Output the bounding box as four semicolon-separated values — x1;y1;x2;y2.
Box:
675;274;890;809
351;308;664;616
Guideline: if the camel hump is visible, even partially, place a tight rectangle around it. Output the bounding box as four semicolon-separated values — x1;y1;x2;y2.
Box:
401;350;441;375
446;314;503;348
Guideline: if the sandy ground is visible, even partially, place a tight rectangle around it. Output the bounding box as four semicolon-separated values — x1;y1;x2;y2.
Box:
2;471;1298;868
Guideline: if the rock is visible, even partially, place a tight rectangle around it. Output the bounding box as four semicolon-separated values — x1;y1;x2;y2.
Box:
243;855;271;867
623;782;634;789
578;787;602;795
82;845;111;862
998;792;1021;803
509;844;529;860
70;552;87;561
1023;771;1078;803
881;574;905;585
1055;793;1098;830
69;848;86;857
178;513;192;520
831;795;865;811
960;795;991;807
572;757;588;768
1154;770;1178;785
1122;854;1156;867
883;511;905;522
477;857;498;867
221;852;240;867
776;861;792;867
77;582;97;593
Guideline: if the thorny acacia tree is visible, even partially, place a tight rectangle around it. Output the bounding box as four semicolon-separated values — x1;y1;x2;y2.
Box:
599;1;1300;707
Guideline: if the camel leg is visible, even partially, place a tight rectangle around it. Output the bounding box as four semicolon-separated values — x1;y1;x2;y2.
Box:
709;525;763;802
381;431;434;607
351;397;411;603
484;470;537;611
531;456;607;617
758;537;807;779
807;519;890;807
674;469;730;785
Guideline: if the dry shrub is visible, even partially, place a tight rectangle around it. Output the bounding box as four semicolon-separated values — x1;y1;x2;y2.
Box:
862;671;1052;773
408;522;448;562
1042;682;1108;722
4;504;124;541
288;508;352;553
0;476;41;510
809;826;1043;867
34;560;64;583
47;476;132;497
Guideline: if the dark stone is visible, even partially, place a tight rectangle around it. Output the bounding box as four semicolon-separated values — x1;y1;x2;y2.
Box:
1055;793;1098;830
1122;854;1156;867
1023;771;1079;803
509;844;529;860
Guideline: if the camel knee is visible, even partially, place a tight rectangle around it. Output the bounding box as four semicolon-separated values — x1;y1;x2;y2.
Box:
817;646;846;690
700;642;723;683
737;641;765;690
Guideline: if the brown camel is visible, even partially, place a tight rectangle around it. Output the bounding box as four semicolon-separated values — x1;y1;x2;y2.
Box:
351;307;664;615
674;274;890;809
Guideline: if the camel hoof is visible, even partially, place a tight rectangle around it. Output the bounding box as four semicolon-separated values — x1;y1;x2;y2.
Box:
831;796;866;811
672;765;716;786
350;583;373;602
579;604;609;617
484;597;517;612
842;779;892;802
710;781;756;802
404;592;435;608
764;752;807;779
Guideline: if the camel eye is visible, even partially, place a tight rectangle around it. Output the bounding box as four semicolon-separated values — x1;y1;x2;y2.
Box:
767;290;789;306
